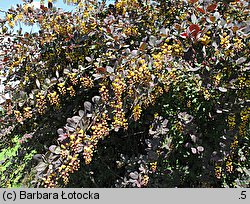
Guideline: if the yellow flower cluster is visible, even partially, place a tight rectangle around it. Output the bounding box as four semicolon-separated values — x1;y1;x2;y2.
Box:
239;108;250;136
57;82;66;95
224;49;234;57
112;75;126;98
225;156;233;173
68;134;83;154
35;92;47;114
133;104;142;121
91;117;110;141
80;76;94;89
99;84;109;102
161;69;176;89
143;98;152;108
112;100;128;131
70;158;80;172
241;108;250;124
176;122;183;132
54;24;72;36
227;114;236;130
239;124;246;137
47;91;60;107
14;110;24;123
6;13;15;28
230;135;238;151
172;42;184;56
150;161;157;173
124;26;138;36
233;37;243;50
83;142;94;165
142;175;149;186
187;100;192;108
42;173;57;188
199;34;211;45
82;114;109;165
152;86;163;100
238;76;246;89
127;86;134;97
67;155;80;174
57;129;86;184
58;153;80;185
80;22;88;33
152;52;165;76
23;107;32;119
127;59;151;84
220;33;230;48
83;9;90;18
67;86;76;97
214;73;222;87
116;0;138;15
214;165;222;179
161;39;183;56
60;169;70;185
111;75;128;130
203;89;211;100
68;73;78;85
116;1;127;15
124;58;163;108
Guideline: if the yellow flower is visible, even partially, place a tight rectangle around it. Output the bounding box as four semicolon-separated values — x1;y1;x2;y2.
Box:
220;35;230;47
150;161;157;172
203;89;211;100
199;34;211;45
133;104;142;121
6;13;13;20
230;138;238;150
23;107;32;119
215;165;222;179
14;110;24;123
67;86;76;97
57;82;66;95
48;91;60;106
36;92;47;114
233;37;243;50
226;157;233;173
228;114;236;130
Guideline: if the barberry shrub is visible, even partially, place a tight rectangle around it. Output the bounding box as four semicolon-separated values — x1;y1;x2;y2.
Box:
0;0;249;187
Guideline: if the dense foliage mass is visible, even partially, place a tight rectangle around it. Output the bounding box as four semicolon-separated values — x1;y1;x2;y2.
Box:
0;0;249;187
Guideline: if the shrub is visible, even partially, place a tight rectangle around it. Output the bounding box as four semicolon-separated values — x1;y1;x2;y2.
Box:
0;0;249;187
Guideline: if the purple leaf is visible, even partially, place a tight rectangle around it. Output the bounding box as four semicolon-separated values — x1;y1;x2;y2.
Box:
191;147;197;154
129;171;139;180
197;146;204;152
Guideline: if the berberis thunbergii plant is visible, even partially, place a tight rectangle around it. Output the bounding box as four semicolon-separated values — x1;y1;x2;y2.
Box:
0;0;249;187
